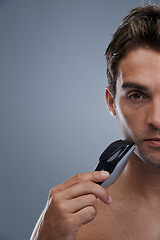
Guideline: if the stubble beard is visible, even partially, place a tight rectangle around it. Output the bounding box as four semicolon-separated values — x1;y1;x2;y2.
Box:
134;142;160;168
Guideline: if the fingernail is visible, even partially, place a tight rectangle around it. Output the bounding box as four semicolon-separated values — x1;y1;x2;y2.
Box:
101;171;109;178
108;195;112;204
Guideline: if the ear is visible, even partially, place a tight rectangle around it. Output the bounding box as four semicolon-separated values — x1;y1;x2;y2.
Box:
105;87;117;117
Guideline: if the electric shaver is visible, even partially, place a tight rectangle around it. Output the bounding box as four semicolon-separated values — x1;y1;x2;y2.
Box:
95;140;135;188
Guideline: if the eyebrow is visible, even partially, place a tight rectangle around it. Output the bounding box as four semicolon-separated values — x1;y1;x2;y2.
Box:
121;82;149;91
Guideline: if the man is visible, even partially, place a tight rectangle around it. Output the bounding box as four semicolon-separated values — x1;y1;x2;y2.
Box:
30;4;160;240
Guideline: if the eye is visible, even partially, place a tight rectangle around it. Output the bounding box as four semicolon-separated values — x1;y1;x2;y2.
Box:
129;93;144;99
127;91;147;102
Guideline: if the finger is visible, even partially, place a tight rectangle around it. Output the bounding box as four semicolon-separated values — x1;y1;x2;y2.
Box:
70;180;111;204
52;171;109;193
54;179;111;204
73;206;97;226
60;194;98;214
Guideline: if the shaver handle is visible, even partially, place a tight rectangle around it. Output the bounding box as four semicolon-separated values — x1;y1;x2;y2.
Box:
96;144;135;188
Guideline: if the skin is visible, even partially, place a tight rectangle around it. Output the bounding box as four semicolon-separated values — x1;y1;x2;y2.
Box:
30;47;160;240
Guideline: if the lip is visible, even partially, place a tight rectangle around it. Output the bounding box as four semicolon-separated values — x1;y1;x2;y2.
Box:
144;138;160;147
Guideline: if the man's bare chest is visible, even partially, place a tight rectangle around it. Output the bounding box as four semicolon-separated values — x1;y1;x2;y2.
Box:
77;200;160;240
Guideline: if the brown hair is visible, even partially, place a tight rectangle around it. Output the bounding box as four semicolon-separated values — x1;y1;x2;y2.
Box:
105;4;160;97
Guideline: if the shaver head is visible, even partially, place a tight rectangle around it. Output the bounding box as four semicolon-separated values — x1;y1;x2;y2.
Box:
95;140;135;188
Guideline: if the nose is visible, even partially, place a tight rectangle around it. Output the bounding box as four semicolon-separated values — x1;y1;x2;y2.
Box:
147;98;160;129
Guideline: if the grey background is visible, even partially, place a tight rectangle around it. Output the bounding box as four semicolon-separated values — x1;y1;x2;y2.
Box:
1;0;159;239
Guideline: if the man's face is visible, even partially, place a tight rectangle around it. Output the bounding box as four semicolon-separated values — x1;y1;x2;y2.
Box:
108;47;160;166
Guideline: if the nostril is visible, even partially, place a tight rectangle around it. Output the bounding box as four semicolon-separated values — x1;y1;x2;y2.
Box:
149;123;160;131
148;116;160;130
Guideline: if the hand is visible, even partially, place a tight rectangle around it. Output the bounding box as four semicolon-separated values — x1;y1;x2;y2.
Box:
30;171;112;240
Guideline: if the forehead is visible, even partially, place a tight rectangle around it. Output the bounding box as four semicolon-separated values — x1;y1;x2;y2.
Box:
117;47;160;89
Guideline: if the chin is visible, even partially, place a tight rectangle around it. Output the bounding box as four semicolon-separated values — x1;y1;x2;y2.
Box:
134;145;160;168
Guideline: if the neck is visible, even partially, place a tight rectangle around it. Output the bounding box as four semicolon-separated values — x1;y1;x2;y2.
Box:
122;153;160;199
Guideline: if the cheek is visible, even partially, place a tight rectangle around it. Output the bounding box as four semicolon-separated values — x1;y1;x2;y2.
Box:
115;105;138;140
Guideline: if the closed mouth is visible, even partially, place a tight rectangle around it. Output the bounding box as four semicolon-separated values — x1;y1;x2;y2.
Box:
144;138;160;146
145;138;160;141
